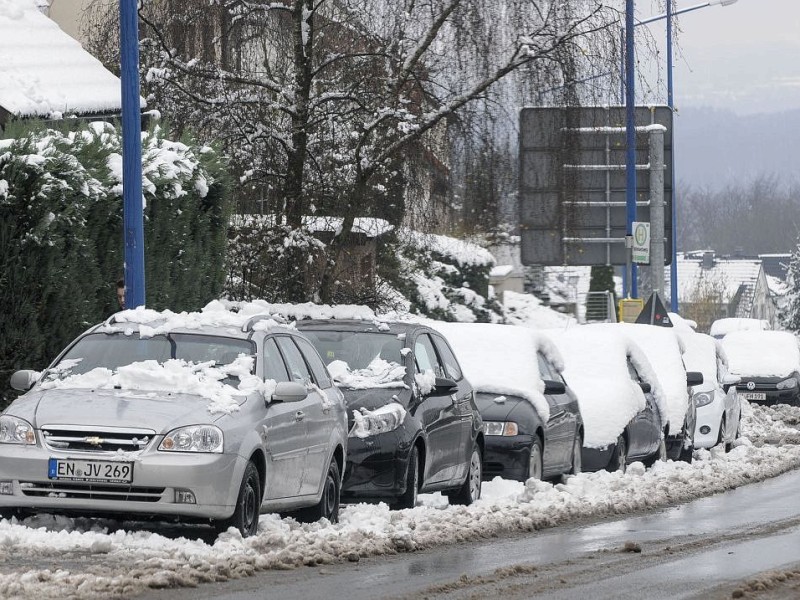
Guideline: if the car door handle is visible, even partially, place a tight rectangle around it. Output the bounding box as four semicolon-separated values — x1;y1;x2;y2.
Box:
295;411;305;422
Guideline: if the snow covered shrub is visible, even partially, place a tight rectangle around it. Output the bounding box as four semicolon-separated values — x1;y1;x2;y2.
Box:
388;230;503;323
0;121;228;406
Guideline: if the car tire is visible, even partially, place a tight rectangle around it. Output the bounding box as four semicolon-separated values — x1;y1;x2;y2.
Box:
292;458;341;524
216;461;260;537
678;442;694;463
643;436;667;468
610;435;627;473
392;446;420;510
718;416;732;453
447;445;482;506
527;437;543;481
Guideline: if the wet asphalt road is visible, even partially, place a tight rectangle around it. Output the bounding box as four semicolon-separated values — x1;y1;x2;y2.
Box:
135;469;800;600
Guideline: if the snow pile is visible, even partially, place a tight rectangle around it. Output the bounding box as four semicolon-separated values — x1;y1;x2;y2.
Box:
2;404;800;598
721;330;800;378
405;230;495;267
610;323;690;434
501;290;576;329
327;358;407;390
40;356;273;415
430;322;560;421
546;326;661;448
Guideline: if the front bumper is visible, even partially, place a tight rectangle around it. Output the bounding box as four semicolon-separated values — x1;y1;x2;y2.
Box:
482;434;534;482
341;430;409;501
0;444;245;521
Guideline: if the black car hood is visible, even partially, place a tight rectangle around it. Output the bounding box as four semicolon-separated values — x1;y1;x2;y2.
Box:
476;392;532;423
340;387;410;427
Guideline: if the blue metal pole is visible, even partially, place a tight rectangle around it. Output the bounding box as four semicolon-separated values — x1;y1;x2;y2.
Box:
120;0;145;310
625;0;638;298
667;0;679;312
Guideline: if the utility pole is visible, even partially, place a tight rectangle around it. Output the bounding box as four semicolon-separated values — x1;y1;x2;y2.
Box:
120;0;145;309
625;0;637;298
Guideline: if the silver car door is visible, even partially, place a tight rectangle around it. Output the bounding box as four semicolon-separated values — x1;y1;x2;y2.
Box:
262;337;307;499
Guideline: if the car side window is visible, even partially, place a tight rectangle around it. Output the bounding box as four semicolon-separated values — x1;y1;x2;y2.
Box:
414;334;446;378
275;337;313;386
263;337;290;382
432;336;463;380
537;353;556;380
627;359;642;382
294;336;332;388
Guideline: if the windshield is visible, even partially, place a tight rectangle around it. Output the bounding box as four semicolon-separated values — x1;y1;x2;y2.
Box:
49;333;255;378
301;330;406;389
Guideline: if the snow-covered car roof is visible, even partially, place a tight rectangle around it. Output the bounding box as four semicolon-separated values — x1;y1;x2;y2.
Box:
721;330;800;378
709;317;771;339
604;323;689;432
428;322;562;421
545;325;661;449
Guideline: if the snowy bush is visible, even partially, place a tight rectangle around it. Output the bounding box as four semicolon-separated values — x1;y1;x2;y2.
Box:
0;121;229;405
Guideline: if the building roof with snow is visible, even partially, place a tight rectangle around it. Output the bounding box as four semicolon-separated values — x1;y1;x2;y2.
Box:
0;0;136;124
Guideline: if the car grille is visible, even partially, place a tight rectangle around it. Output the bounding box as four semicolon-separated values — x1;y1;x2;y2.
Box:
736;383;777;391
40;425;155;453
19;481;165;502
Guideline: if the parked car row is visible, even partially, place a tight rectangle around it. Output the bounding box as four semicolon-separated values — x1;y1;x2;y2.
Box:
2;304;774;539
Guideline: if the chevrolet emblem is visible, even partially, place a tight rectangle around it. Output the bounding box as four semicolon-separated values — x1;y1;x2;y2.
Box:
85;436;104;446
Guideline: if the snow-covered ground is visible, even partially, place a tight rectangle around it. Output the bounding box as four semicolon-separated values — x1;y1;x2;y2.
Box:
1;402;800;599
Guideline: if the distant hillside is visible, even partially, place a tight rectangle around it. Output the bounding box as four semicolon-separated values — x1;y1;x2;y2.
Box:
675;107;800;190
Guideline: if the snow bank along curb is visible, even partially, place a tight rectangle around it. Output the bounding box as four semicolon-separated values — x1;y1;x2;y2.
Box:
1;403;799;599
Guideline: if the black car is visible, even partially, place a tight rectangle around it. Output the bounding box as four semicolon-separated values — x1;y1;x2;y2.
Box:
297;320;483;508
580;356;666;472
431;322;582;482
734;374;800;406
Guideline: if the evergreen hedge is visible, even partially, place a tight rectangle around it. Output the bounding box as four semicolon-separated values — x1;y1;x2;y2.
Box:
0;121;229;406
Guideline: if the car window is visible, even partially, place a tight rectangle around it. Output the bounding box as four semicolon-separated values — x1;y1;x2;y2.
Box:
275;336;313;386
626;358;642;382
263;337;290;382
294;336;333;388
414;334;446;377
537;353;556;380
432;336;463;380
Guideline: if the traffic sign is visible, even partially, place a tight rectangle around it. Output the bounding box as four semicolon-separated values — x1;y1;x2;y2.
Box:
632;222;650;264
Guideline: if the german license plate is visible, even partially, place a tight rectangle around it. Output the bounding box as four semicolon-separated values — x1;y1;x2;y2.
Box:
740;392;766;401
48;458;133;483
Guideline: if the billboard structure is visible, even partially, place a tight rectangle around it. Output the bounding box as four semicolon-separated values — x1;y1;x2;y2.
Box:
519;106;672;267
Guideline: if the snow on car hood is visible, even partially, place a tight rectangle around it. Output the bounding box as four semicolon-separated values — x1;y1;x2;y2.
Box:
546;326;657;449
721;330;800;378
24;388;229;432
429;322;557;422
37;356;274;415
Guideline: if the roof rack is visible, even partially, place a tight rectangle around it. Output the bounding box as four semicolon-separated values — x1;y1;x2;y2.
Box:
242;313;289;332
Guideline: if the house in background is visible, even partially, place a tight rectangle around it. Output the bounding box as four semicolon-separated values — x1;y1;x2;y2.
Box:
0;0;136;133
669;250;778;333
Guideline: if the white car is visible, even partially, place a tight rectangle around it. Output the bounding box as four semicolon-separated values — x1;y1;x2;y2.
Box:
679;329;742;450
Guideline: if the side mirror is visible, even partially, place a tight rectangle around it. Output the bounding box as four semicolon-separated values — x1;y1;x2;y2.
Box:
10;370;38;392
272;381;308;403
433;377;458;394
721;373;741;393
686;371;704;387
639;382;652;394
543;379;566;395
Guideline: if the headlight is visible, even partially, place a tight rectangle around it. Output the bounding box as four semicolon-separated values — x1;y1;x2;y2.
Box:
777;378;798;390
0;416;35;445
693;392;714;408
159;425;223;453
350;404;406;438
483;421;519;436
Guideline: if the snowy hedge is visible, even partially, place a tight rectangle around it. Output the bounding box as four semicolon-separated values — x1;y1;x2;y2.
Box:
0;121;229;405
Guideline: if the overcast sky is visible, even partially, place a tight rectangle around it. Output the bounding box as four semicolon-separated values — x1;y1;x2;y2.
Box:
636;0;800;114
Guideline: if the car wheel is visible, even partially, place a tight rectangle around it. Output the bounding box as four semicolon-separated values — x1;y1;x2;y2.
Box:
678;442;694;463
216;461;260;537
718;416;732;453
644;435;667;468
391;446;420;510
610;435;627;473
448;445;482;505
293;458;341;523
528;437;543;481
